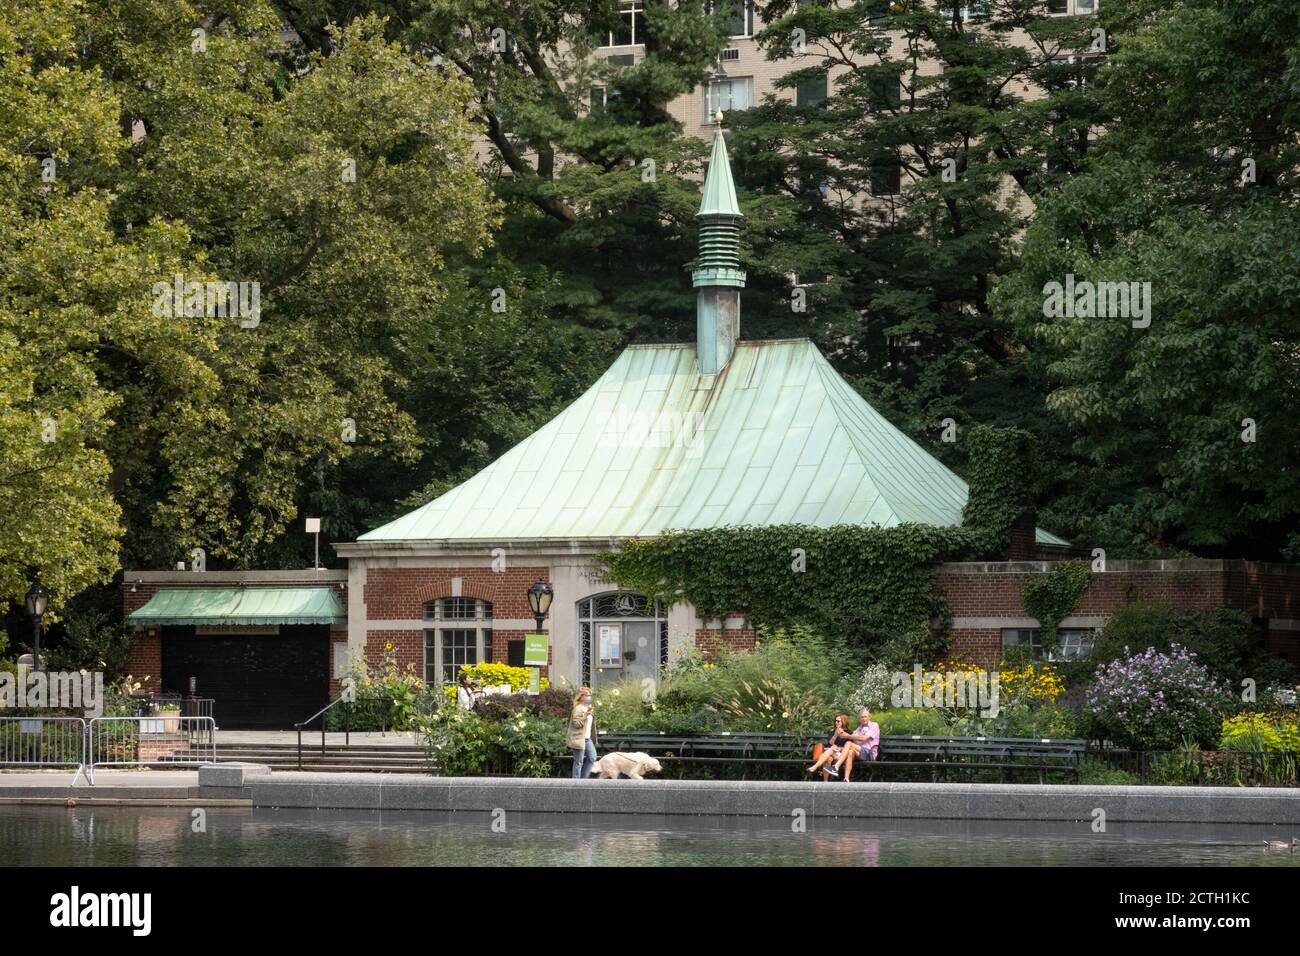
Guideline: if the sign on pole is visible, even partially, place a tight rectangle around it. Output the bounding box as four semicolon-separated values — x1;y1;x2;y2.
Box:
523;633;548;667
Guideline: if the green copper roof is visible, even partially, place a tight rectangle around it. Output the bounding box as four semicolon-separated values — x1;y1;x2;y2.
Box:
697;127;742;218
127;587;344;627
360;339;1067;546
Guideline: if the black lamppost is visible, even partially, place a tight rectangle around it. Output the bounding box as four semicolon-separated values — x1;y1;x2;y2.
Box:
25;578;49;672
526;580;553;633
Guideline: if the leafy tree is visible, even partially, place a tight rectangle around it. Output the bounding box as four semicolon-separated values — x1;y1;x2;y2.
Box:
276;0;730;343
1;1;503;601
994;0;1300;557
730;0;1106;449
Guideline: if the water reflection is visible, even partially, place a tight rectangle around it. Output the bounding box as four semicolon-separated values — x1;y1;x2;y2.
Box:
0;806;1296;867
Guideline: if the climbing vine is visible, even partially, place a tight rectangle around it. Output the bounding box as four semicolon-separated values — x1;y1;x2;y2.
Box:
597;523;973;665
1021;561;1093;652
961;425;1040;558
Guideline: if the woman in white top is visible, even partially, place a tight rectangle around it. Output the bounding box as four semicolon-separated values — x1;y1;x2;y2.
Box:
455;673;477;711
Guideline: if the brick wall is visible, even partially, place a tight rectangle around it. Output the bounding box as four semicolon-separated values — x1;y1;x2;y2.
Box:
695;627;756;657
934;561;1300;670
363;566;551;680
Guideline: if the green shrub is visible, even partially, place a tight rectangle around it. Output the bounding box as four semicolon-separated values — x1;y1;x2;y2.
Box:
490;711;566;777
991;701;1081;739
875;708;949;736
417;709;495;776
1078;757;1139;786
591;679;653;731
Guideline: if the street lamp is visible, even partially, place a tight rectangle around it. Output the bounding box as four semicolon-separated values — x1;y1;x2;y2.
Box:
526;580;554;633
25;578;49;672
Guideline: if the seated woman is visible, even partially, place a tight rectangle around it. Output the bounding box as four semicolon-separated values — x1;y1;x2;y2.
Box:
806;714;852;781
833;709;881;783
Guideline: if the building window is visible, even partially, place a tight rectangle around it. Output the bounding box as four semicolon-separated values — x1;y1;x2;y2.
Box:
704;76;754;121
1075;0;1097;12
424;598;493;685
868;73;901;111
863;0;891;25
795;71;828;108
1001;627;1095;661
1047;0;1070;14
868;159;901;195
716;0;755;38
940;1;990;21
577;591;666;688
602;1;644;47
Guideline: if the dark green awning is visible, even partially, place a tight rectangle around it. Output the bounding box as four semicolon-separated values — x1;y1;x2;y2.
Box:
127;587;343;627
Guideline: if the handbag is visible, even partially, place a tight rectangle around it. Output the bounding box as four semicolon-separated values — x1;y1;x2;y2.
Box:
812;742;824;761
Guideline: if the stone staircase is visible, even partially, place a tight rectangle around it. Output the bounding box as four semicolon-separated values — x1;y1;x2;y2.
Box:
179;740;429;773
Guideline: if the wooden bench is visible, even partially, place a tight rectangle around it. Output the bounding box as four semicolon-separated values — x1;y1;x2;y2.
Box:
583;731;1084;782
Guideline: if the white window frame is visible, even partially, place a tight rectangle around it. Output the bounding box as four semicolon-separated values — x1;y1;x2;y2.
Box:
423;598;493;686
601;1;644;48
703;76;754;123
1001;627;1096;662
717;0;755;38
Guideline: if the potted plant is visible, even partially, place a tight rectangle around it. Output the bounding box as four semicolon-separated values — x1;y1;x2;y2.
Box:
157;702;182;734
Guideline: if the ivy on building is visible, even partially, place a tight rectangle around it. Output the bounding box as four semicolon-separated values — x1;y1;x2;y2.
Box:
1021;561;1093;653
961;425;1041;557
597;425;1041;663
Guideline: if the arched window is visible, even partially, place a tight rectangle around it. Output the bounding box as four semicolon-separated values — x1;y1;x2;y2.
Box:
576;591;667;688
423;598;493;686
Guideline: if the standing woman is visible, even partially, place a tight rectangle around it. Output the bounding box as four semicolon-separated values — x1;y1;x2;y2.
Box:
568;687;597;779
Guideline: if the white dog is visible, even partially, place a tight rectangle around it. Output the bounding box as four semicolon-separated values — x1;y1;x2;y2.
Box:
591;751;663;780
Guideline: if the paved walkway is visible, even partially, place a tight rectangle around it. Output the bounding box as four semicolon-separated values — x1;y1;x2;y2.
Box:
217;730;420;747
0;769;197;788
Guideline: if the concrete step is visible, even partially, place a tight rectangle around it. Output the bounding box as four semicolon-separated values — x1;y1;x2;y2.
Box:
172;747;429;772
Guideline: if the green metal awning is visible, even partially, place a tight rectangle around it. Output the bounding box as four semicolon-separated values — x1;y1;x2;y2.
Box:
127;587;344;627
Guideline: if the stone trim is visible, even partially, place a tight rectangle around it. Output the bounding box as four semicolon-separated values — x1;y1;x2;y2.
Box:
367;618;538;632
126;570;346;584
951;616;1110;630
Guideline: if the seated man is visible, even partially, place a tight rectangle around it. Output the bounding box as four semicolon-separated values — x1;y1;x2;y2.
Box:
834;709;881;782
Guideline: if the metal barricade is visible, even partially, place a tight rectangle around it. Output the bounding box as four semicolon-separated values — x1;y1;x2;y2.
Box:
0;716;88;784
86;716;217;785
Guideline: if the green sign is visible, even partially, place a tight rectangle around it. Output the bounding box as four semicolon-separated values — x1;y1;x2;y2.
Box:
524;632;548;667
528;667;541;694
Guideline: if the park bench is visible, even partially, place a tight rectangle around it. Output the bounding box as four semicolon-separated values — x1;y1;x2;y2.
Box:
583;731;1084;782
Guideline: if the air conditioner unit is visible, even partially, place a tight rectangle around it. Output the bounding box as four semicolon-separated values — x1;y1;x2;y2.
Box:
720;48;740;61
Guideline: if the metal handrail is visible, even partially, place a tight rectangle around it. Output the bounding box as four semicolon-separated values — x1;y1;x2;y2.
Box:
294;696;353;770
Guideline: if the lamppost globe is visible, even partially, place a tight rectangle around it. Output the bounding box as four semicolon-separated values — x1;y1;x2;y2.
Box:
25;580;49;618
526;580;554;633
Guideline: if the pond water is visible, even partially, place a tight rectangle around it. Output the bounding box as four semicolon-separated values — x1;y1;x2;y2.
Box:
2;806;1299;866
